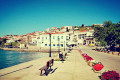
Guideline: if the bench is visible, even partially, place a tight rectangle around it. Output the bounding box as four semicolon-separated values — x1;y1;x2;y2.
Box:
39;59;54;76
59;53;67;61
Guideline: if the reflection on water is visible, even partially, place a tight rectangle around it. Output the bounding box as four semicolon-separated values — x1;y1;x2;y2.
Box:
0;49;50;69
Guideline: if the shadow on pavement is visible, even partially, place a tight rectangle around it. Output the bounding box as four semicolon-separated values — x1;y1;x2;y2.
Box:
42;67;58;76
0;65;33;77
51;67;58;74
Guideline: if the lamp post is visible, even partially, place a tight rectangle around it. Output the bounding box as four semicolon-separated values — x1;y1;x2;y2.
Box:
58;37;60;54
64;41;65;51
49;34;51;57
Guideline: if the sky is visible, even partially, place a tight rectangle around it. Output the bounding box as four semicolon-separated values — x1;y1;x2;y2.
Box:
0;0;120;37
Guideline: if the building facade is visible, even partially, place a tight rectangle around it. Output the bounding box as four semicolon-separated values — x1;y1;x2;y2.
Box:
32;32;70;50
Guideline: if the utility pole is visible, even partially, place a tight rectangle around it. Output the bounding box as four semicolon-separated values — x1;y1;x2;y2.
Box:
49;34;51;57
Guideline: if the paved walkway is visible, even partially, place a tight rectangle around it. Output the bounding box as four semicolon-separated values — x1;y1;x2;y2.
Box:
43;50;100;80
78;45;120;74
0;48;100;80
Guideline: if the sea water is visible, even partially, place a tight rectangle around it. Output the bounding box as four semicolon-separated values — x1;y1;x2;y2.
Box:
0;49;50;70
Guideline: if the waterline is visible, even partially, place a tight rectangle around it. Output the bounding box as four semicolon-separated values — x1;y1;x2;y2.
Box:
0;49;50;70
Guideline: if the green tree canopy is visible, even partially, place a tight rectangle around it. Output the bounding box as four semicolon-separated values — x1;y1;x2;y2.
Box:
94;21;120;47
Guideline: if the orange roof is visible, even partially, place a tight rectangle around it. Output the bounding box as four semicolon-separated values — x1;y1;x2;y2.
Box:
61;26;65;29
45;32;65;35
7;39;10;40
16;36;19;37
25;34;29;36
79;30;87;32
30;33;35;35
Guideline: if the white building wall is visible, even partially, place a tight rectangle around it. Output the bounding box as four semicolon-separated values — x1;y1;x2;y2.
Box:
6;38;15;43
31;29;94;48
36;34;69;49
20;44;25;48
74;32;87;45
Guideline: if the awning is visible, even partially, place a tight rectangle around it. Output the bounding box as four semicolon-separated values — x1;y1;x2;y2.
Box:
67;41;77;45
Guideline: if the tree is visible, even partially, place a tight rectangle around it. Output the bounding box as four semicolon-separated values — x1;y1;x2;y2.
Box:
80;27;87;31
104;21;112;27
94;21;120;51
8;42;19;47
2;38;7;43
0;38;7;46
82;24;84;27
66;27;69;32
94;26;107;46
0;41;2;45
78;26;81;30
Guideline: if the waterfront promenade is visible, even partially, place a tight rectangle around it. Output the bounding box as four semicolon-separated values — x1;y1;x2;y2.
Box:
0;45;120;80
0;46;100;80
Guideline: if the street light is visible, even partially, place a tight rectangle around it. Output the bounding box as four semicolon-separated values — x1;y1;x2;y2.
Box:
49;34;51;57
64;41;65;51
58;37;60;54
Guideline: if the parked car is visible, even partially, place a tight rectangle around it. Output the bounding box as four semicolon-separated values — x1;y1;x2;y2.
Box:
89;43;95;47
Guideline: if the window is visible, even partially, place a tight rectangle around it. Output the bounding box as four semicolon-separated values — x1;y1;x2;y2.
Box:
57;44;59;46
61;36;63;39
53;36;55;39
45;44;47;46
49;44;51;46
53;44;55;46
61;44;63;47
57;36;59;40
82;35;85;39
42;37;44;41
78;34;81;39
37;37;40;39
66;36;69;40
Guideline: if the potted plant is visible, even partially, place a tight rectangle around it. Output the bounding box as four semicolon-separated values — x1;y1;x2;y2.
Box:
85;56;94;62
103;49;107;53
92;61;100;66
92;62;104;73
88;60;96;67
95;47;99;51
109;51;112;54
112;51;118;55
118;52;120;56
95;48;97;51
100;48;103;52
82;53;88;59
107;50;110;53
112;51;115;54
97;48;100;52
101;70;120;80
